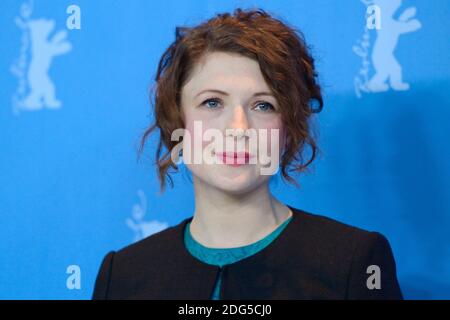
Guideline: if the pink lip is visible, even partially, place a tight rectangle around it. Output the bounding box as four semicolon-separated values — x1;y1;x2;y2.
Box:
215;152;255;166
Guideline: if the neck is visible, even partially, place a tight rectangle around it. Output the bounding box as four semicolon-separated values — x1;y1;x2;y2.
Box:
189;176;292;248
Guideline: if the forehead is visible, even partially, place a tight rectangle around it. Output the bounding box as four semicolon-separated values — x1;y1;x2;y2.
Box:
182;51;272;96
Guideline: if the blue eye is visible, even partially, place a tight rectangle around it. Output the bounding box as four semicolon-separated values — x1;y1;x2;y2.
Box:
254;102;275;112
202;98;221;109
201;99;275;112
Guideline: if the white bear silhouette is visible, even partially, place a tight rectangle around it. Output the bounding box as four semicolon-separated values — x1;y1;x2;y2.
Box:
367;0;421;92
21;18;71;110
125;190;169;242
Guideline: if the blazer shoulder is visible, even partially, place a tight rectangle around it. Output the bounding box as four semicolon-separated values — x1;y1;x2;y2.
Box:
345;230;403;299
292;207;375;243
91;217;190;299
92;250;115;299
290;207;403;299
116;216;190;261
291;207;398;265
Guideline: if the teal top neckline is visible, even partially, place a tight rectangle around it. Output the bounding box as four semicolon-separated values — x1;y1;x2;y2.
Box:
184;215;293;267
184;213;293;300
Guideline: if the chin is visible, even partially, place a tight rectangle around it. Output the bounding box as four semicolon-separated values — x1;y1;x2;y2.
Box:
205;171;268;195
188;163;271;193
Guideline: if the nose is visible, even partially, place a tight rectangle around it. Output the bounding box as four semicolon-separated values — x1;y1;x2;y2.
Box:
226;104;249;138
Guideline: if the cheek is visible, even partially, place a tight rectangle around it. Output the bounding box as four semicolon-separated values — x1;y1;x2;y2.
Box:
182;117;218;155
257;120;286;154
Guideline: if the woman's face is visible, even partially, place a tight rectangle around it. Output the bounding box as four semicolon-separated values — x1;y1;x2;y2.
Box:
179;51;286;195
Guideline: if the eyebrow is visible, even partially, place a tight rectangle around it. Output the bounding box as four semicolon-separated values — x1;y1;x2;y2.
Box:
195;89;274;98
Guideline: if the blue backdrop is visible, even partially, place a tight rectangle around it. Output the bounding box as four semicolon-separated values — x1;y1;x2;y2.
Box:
1;0;449;299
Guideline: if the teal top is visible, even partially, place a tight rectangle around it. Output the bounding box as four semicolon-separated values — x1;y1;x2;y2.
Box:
184;215;293;300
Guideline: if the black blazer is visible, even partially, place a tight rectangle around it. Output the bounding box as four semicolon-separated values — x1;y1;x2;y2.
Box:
92;205;403;299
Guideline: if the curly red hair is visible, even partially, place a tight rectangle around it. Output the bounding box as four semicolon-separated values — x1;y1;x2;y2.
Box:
138;8;323;193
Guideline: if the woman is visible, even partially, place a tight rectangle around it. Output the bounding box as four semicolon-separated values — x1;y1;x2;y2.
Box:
92;8;403;300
